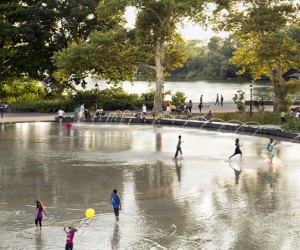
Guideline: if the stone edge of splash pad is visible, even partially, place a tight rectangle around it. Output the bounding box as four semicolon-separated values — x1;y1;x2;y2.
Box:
56;116;299;142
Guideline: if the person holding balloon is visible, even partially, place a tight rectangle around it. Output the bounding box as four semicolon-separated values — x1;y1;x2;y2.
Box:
110;189;121;224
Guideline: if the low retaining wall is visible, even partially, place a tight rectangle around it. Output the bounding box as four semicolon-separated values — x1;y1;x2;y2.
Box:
59;116;299;142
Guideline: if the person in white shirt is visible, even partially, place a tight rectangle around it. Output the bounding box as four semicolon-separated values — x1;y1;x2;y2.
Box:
142;104;147;115
79;104;85;118
57;109;65;118
57;109;65;122
296;111;300;120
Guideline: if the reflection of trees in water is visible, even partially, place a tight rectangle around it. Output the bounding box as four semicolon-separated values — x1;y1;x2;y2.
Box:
205;163;288;249
72;129;132;152
155;133;162;152
132;161;201;247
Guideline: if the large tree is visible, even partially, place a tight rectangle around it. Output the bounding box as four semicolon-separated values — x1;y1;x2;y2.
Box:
213;0;300;112
53;0;208;111
0;0;99;96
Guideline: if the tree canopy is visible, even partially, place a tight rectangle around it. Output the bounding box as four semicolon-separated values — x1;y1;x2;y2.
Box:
0;0;99;95
53;0;209;111
213;0;300;111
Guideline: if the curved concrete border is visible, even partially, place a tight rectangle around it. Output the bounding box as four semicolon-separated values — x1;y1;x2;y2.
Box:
58;116;300;142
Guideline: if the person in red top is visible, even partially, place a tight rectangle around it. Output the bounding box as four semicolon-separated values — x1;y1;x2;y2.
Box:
64;226;77;250
166;101;171;116
65;122;72;137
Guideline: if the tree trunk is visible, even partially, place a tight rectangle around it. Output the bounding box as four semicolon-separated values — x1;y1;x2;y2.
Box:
153;39;164;112
269;66;286;113
273;86;288;112
273;93;283;112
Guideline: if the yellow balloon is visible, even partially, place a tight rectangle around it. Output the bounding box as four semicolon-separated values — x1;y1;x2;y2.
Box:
85;208;95;218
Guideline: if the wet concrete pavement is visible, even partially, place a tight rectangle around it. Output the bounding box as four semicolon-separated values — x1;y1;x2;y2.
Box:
0;123;300;249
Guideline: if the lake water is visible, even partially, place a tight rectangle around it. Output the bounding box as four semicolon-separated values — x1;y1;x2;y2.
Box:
85;78;274;102
1;122;300;249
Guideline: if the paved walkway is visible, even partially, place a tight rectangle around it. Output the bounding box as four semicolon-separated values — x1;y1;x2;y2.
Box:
1;102;274;123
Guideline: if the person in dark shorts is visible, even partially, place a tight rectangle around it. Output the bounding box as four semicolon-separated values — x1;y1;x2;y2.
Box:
110;189;121;224
229;138;242;160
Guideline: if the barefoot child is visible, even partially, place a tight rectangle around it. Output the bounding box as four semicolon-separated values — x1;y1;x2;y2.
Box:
35;200;48;230
65;121;72;137
174;135;183;159
229;138;242;160
267;138;277;163
110;189;121;224
64;226;77;250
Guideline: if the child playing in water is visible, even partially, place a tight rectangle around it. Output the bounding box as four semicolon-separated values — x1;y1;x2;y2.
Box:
64;226;77;250
229;138;242;160
267;138;277;163
65;121;72;137
174;135;183;159
110;189;121;224
35;200;48;230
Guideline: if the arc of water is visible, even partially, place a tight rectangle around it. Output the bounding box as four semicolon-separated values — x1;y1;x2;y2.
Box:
234;121;261;133
252;124;283;136
199;118;226;130
109;110;122;124
200;120;210;129
121;110;133;123
183;116;207;127
152;114;164;125
209;118;226;123
218;120;244;132
105;113;113;123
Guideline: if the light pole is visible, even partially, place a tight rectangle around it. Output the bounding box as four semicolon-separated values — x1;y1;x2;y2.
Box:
95;83;99;110
250;84;253;115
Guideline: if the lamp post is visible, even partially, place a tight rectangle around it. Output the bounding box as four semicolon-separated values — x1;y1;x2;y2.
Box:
95;83;99;110
250;84;253;115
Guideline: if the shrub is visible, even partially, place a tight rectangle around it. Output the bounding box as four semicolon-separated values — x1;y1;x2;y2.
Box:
172;91;187;108
232;90;245;112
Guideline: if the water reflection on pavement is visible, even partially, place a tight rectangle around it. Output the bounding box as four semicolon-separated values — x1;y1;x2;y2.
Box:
0;122;300;249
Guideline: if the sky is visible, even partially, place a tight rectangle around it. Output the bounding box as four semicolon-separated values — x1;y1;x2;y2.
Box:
125;7;229;41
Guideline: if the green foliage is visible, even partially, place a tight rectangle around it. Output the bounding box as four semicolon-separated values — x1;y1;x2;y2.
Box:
140;89;155;108
169;36;240;80
215;111;280;125
0;77;45;102
0;0;99;93
282;96;294;113
53;0;208;111
232;90;245;112
73;87;154;111
213;0;300;112
171;91;186;108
